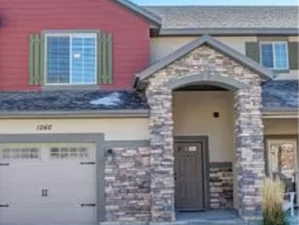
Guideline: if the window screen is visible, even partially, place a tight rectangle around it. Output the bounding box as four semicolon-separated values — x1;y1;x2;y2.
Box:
274;43;288;69
46;33;97;85
260;42;289;70
47;36;70;83
261;44;274;68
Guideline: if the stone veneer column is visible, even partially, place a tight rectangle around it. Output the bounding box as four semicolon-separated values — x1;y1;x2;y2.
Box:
146;87;176;223
104;146;151;223
234;85;265;221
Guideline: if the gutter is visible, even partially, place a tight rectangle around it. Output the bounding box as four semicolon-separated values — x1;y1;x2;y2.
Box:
262;110;299;119
0;109;150;119
0;109;297;119
157;28;299;37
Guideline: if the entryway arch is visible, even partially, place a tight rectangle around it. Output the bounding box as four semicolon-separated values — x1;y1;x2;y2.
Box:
145;70;265;222
172;80;236;212
136;36;271;223
167;72;248;91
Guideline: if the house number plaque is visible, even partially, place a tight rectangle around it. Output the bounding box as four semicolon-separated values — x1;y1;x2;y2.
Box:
36;124;53;131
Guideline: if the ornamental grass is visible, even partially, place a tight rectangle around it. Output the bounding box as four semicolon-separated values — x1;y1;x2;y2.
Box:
261;178;289;225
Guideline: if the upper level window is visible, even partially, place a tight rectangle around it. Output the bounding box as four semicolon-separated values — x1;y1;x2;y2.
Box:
45;33;97;85
260;42;289;70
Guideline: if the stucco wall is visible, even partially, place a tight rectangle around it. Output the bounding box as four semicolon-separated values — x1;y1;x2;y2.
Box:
0;118;150;141
0;117;296;143
150;36;257;63
264;119;298;135
173;91;235;162
150;36;299;79
173;92;298;161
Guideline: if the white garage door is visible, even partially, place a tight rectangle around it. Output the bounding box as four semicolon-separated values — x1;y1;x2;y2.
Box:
0;143;97;225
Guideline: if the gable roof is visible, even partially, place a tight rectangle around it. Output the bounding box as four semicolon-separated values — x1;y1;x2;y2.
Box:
135;35;273;87
145;6;299;35
115;0;161;27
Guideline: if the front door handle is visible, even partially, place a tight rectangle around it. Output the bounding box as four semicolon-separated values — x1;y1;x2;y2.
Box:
41;189;48;197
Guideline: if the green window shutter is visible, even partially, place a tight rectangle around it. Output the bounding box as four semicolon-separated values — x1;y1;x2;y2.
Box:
29;33;44;85
245;42;260;63
97;31;113;84
288;42;299;70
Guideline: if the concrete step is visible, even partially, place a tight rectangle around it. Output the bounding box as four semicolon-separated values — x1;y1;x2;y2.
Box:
186;220;244;225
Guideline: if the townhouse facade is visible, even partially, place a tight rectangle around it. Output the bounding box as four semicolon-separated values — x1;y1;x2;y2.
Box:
0;1;298;224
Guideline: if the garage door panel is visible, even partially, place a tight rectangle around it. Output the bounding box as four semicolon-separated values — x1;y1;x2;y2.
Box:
0;207;97;225
0;142;98;225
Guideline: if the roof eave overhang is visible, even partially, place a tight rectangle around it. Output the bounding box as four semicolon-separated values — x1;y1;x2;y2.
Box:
0;109;150;119
115;0;162;28
157;28;299;36
0;109;297;119
262;109;299;119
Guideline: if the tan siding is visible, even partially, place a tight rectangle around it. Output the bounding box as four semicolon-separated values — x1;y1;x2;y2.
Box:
0;118;150;141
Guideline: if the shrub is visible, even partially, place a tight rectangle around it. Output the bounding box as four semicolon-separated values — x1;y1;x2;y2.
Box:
261;178;289;225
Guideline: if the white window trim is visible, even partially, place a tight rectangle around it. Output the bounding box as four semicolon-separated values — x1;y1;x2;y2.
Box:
44;32;98;86
260;41;289;71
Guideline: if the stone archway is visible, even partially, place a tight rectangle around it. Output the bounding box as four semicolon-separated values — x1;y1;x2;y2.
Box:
167;72;248;90
144;44;266;223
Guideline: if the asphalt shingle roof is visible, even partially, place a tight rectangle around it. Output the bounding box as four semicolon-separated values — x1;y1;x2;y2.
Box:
0;90;148;112
262;80;299;112
0;81;297;115
145;6;299;29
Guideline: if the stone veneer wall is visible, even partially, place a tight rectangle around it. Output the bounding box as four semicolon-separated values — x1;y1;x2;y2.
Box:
209;163;234;209
145;44;266;222
234;85;265;220
105;146;151;223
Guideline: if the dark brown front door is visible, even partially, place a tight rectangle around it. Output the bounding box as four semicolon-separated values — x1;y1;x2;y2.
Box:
174;138;207;211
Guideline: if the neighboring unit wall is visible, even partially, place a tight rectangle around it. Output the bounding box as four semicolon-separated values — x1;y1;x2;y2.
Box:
264;119;299;135
0;0;151;90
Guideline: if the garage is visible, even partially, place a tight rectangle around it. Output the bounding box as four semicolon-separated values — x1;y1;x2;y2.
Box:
0;142;97;225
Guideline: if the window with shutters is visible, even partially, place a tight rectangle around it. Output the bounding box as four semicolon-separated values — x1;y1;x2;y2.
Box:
260;42;289;70
29;31;113;86
45;33;97;85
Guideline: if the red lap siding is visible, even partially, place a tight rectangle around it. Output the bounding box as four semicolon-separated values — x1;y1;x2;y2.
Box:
0;0;151;90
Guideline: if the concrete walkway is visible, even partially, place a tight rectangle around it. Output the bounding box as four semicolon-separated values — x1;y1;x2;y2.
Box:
176;209;299;225
176;209;245;225
288;209;299;225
